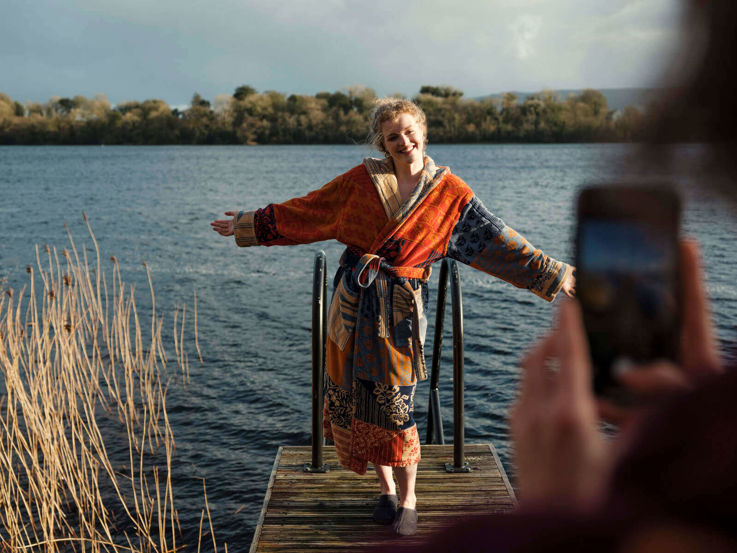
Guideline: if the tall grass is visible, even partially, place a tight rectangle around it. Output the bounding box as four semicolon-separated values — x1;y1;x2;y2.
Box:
0;217;219;551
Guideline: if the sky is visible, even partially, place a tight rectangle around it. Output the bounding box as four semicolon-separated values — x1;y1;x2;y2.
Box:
1;0;684;107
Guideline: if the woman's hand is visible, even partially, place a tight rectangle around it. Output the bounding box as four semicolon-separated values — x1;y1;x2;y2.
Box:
210;211;236;237
510;299;610;512
560;268;576;298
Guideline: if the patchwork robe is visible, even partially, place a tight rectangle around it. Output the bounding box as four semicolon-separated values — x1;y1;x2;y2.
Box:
233;157;573;475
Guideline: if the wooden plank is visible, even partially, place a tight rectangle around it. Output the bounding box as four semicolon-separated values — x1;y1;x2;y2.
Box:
487;442;518;507
249;446;283;553
251;444;516;552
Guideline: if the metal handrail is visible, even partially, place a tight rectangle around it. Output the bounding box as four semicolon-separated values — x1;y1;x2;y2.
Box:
305;251;328;473
425;260;448;445
427;258;470;472
448;260;469;472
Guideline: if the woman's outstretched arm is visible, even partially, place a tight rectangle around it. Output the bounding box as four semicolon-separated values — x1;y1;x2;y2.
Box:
210;173;348;248
446;196;575;301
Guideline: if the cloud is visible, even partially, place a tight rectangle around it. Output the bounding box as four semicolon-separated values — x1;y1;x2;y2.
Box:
510;15;542;60
0;0;684;104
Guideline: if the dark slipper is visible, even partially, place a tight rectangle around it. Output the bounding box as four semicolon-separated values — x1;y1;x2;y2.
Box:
392;506;418;536
372;494;398;524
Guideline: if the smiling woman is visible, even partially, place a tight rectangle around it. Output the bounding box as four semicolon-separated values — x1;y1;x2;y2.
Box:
210;97;575;537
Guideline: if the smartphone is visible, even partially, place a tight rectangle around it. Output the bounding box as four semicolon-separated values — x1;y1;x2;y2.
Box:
575;185;682;402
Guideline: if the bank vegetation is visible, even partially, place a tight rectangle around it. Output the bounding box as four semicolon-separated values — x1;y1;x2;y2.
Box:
0;84;651;145
0;219;220;551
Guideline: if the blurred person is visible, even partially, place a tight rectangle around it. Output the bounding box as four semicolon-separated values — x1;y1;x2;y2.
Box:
400;0;737;550
211;98;574;536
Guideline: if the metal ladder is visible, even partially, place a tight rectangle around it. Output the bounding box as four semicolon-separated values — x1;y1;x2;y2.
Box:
306;252;469;473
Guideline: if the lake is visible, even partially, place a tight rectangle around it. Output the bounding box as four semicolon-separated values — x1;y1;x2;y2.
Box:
1;143;735;548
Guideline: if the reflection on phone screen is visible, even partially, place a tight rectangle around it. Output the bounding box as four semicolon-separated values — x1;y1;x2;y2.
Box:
579;219;678;396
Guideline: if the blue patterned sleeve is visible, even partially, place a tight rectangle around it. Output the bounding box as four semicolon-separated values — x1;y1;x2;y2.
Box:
446;196;572;301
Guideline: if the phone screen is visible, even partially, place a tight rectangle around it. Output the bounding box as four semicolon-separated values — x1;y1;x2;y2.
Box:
576;186;681;400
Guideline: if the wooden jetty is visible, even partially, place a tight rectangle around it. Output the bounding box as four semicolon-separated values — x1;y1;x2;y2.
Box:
249;443;517;552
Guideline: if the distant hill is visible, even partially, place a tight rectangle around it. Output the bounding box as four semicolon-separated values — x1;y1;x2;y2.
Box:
477;88;663;112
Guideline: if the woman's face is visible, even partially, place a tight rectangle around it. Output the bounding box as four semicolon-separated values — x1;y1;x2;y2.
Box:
381;113;425;168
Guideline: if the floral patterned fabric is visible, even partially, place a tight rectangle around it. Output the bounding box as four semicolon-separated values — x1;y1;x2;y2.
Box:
324;376;420;473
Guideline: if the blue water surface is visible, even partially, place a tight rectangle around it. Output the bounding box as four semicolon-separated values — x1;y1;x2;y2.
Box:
1;144;735;548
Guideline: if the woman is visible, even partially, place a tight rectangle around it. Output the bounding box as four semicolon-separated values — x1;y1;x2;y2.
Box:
211;98;575;536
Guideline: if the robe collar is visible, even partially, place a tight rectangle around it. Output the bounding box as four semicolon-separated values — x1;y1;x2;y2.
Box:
363;155;450;222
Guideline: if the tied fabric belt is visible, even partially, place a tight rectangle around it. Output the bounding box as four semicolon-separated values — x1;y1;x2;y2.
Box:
352;253;430;382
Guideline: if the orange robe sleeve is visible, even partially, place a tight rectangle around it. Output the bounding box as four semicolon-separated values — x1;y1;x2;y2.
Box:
233;174;348;247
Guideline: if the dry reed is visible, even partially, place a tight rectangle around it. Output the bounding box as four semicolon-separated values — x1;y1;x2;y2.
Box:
0;220;217;551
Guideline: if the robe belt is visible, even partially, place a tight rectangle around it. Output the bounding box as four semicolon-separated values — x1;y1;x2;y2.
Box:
354;254;391;339
354;253;429;382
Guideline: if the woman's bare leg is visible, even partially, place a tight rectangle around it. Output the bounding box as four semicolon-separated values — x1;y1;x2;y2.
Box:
374;464;396;495
393;463;417;509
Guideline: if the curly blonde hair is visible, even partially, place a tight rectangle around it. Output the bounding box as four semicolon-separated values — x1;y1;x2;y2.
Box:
368;98;428;155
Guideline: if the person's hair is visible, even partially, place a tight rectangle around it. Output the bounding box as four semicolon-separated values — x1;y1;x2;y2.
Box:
650;0;737;147
368;98;428;156
644;0;737;200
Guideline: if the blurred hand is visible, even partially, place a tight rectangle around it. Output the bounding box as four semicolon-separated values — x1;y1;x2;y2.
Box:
210;211;236;236
510;299;610;512
509;239;723;511
676;239;722;375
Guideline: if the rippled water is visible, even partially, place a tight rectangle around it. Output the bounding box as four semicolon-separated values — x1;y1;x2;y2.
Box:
1;144;735;548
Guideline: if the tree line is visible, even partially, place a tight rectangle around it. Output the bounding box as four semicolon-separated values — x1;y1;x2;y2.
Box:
0;85;653;145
